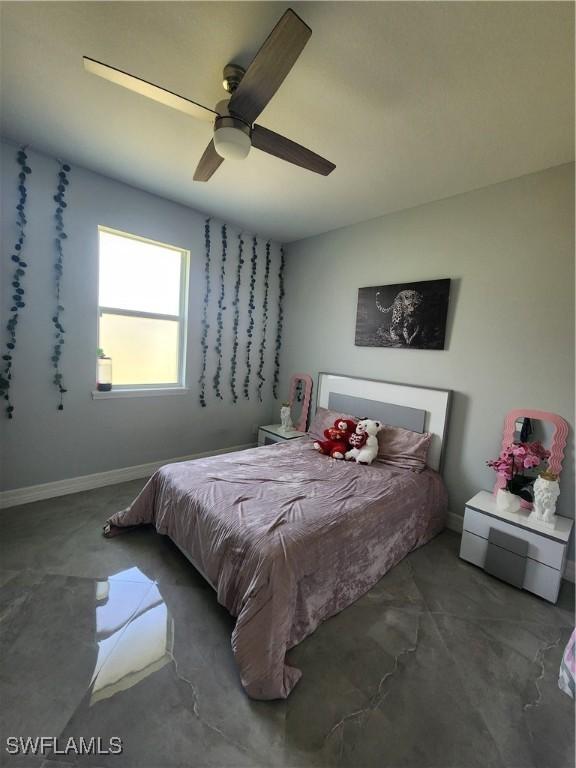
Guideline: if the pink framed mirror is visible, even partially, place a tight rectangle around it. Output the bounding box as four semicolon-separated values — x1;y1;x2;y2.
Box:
493;409;569;510
288;374;313;432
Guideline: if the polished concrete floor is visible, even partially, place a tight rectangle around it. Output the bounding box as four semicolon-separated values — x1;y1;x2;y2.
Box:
0;479;574;768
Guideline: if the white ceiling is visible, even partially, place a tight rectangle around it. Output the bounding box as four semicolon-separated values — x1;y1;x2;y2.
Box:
1;1;573;242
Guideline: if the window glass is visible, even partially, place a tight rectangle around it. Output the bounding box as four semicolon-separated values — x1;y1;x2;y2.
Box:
99;230;182;316
99;313;180;386
97;227;187;388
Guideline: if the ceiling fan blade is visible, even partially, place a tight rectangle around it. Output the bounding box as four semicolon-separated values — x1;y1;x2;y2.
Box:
229;9;311;124
252;124;335;176
83;57;217;123
193;140;224;182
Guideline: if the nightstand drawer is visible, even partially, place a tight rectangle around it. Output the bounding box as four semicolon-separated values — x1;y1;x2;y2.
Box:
460;530;563;602
257;425;307;446
463;506;565;570
258;432;280;446
484;528;528;588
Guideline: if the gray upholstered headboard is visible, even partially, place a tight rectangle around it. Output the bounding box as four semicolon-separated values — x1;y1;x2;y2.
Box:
316;373;451;472
327;392;426;433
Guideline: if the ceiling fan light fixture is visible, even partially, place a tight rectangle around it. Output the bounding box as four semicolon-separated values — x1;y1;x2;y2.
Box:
213;117;251;160
84;10;335;181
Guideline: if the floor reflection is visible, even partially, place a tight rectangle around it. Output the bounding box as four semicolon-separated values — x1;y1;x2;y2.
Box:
90;568;174;705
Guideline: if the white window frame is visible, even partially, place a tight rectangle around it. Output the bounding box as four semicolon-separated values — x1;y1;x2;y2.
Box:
97;225;189;392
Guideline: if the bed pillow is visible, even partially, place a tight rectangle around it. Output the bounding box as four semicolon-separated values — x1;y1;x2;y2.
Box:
377;426;433;472
308;407;357;441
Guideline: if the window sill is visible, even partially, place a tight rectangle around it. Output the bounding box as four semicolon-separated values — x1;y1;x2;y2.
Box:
91;387;189;400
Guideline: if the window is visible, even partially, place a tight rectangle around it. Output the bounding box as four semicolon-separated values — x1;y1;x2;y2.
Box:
97;227;188;389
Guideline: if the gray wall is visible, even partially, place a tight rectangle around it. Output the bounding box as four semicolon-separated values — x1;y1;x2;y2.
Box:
2;139;573;559
1;141;279;489
280;164;575;544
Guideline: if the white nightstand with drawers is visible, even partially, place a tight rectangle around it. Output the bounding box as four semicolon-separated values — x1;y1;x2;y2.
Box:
459;490;573;603
257;424;307;446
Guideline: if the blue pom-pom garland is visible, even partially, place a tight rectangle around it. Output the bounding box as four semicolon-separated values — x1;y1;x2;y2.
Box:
1;147;32;419
212;224;227;399
198;218;211;407
272;246;286;400
51;161;71;411
243;236;258;399
256;240;271;402
230;234;244;403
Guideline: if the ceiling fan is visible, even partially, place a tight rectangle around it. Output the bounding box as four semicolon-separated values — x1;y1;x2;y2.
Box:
83;8;335;182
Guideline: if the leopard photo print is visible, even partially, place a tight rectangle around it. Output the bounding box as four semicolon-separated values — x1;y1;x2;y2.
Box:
354;278;451;350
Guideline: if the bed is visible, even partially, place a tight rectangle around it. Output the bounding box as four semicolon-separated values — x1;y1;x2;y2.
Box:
106;374;451;699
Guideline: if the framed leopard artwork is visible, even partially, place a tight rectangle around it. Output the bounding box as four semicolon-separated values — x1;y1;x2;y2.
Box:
355;278;451;350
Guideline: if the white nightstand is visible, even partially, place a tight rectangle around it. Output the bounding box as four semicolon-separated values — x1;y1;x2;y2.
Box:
258;424;307;446
459;490;573;603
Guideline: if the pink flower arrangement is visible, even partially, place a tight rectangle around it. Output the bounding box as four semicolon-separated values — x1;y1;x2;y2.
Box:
487;441;550;488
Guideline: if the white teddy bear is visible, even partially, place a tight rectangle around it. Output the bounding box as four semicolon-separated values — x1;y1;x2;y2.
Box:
345;419;383;465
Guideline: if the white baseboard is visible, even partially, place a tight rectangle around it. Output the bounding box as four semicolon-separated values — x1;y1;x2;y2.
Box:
0;442;256;510
446;510;574;584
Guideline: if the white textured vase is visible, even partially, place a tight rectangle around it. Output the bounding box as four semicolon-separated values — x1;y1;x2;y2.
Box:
496;488;522;514
531;475;560;524
280;405;293;432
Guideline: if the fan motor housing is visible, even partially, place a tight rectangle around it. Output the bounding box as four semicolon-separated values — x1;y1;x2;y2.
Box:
215;115;251;135
222;64;245;93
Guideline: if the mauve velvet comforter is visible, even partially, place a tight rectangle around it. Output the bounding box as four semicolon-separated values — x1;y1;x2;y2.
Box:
107;438;447;699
